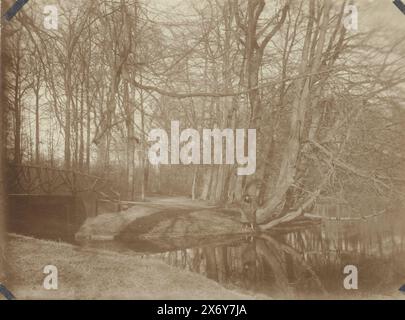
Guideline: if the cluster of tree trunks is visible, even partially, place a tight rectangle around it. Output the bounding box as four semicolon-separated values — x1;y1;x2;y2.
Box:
3;0;405;235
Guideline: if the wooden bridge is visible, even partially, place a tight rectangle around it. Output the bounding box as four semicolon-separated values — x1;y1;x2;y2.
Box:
6;163;122;241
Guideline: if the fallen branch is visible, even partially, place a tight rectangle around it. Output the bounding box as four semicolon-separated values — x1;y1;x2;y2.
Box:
258;169;332;231
304;208;387;221
259;189;322;231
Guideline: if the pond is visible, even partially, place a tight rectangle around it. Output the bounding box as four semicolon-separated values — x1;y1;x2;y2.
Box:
10;207;405;299
80;221;405;299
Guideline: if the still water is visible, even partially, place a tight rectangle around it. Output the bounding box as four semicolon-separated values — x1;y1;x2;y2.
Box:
83;219;405;299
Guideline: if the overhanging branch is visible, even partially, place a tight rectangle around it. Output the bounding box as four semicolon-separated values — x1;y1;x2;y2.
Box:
128;67;341;99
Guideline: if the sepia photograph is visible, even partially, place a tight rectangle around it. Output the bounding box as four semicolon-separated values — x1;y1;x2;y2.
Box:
1;0;405;304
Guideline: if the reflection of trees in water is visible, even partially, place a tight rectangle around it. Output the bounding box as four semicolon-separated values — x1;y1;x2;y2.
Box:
159;233;324;297
158;221;405;298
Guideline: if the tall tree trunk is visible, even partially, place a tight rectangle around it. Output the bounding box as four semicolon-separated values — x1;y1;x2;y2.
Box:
86;27;92;173
64;61;72;170
32;64;42;164
124;80;136;199
13;46;21;164
140;74;146;200
200;168;213;200
191;167;198;200
79;81;85;170
34;83;40;164
73;84;79;169
257;0;334;227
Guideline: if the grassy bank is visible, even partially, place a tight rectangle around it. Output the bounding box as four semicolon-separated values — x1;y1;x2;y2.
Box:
6;234;256;300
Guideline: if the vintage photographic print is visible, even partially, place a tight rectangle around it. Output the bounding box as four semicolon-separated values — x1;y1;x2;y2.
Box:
1;0;405;302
